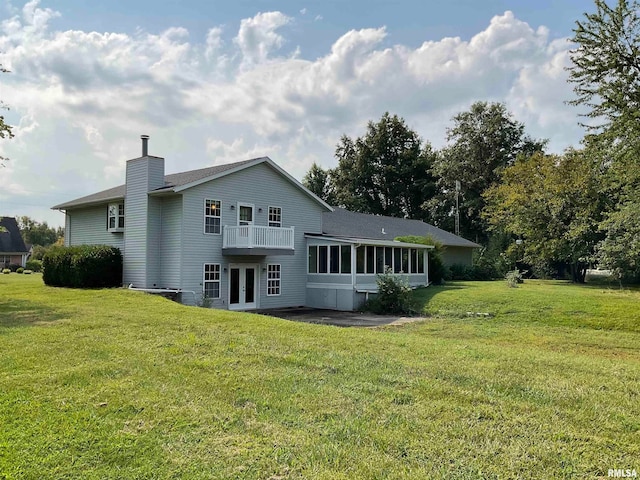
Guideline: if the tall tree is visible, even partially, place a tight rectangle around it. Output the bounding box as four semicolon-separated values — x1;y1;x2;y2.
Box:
331;112;437;221
484;149;605;283
568;1;640;280
302;163;336;205
428;101;546;243
17;216;63;247
568;0;640;139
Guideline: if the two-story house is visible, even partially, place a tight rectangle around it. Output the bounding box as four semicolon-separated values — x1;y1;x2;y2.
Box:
54;136;475;311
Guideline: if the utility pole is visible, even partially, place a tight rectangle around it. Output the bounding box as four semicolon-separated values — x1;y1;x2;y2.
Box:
455;180;460;236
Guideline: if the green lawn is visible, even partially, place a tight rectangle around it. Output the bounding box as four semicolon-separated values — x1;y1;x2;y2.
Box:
0;275;638;479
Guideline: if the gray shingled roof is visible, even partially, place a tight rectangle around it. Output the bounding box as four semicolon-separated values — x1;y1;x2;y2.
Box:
322;208;480;248
53;157;263;210
0;216;28;253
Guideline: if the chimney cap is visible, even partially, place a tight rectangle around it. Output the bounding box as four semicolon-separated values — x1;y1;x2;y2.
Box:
141;134;149;139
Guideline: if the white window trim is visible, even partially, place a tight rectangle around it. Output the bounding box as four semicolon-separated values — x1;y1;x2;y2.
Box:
355;246;425;276
268;206;282;228
203;263;221;299
204;199;222;235
237;202;255;226
107;202;124;233
267;264;281;296
307;243;352;275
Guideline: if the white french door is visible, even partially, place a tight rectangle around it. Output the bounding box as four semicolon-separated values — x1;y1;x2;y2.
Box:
228;264;258;310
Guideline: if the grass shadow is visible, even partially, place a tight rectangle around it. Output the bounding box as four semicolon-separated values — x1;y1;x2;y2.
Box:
0;298;66;328
412;283;466;304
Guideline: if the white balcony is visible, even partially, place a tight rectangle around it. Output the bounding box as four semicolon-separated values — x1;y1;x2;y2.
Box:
222;225;295;255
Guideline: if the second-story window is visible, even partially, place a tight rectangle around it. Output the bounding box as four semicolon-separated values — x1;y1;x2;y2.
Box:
107;203;124;232
204;199;221;234
268;206;282;227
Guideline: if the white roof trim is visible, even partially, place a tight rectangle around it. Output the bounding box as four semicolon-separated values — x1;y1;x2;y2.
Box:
305;234;434;249
172;157;333;212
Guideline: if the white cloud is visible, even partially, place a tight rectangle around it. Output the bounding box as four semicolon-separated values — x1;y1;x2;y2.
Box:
233;11;291;66
0;4;583;227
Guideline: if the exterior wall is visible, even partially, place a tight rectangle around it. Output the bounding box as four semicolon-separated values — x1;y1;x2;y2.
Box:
159;195;182;289
442;246;474;266
64;212;71;245
1;254;27;267
123;156;164;287
65;205;124;251
179;162;326;308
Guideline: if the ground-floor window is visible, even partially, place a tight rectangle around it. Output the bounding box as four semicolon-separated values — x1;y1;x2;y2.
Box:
356;246;426;274
267;264;281;295
308;245;351;274
203;263;221;298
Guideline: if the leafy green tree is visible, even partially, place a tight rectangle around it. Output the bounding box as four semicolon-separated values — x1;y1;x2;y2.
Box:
17;216;64;247
568;1;640;281
331;112;437;221
428;102;546;243
568;0;640;138
484;150;605;283
302;162;336;205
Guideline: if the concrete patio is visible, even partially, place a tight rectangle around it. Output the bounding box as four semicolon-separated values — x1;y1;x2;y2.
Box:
256;307;427;327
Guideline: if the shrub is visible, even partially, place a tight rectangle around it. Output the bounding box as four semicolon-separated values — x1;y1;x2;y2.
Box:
2;268;10;274
364;268;414;314
16;267;24;274
505;269;524;288
395;234;446;284
7;263;21;272
26;259;43;272
43;245;123;288
448;263;473;281
23;269;33;275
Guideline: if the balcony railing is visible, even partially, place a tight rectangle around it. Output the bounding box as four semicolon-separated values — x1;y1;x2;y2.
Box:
223;225;295;250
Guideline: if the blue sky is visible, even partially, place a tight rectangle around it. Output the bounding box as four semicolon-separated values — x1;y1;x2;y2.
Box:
0;0;595;227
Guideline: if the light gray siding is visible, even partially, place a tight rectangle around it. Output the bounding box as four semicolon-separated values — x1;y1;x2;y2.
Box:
159;195;182;288
123;156;165;287
146;196;162;287
442;246;474;266
179;162;326;308
65;206;124;250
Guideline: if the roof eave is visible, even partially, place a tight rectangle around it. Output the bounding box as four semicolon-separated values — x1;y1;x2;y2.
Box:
52;195;125;211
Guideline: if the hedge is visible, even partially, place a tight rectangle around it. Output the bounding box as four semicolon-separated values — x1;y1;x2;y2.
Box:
43;245;123;288
26;259;43;272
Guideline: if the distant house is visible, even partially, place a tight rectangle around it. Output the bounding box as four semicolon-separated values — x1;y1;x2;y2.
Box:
0;217;30;268
53;136;475;311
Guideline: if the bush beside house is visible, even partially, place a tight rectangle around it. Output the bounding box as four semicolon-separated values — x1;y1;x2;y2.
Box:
43;245;123;288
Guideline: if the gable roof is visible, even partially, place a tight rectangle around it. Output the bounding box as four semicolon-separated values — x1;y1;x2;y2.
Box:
322;208;480;248
53;156;332;211
0;216;29;254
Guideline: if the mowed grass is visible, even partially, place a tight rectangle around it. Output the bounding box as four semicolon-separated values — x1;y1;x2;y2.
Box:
0;276;638;479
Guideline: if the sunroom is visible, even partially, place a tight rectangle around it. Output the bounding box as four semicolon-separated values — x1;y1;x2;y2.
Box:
304;235;433;311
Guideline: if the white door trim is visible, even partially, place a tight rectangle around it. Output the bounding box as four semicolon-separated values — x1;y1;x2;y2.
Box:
237;202;255;226
228;263;260;310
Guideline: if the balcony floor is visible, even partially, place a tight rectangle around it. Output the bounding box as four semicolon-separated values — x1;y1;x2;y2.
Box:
222;247;295;256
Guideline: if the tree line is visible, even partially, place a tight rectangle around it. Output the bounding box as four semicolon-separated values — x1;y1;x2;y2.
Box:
304;0;640;284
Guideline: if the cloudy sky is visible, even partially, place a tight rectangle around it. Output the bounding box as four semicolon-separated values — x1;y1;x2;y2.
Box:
0;0;592;227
